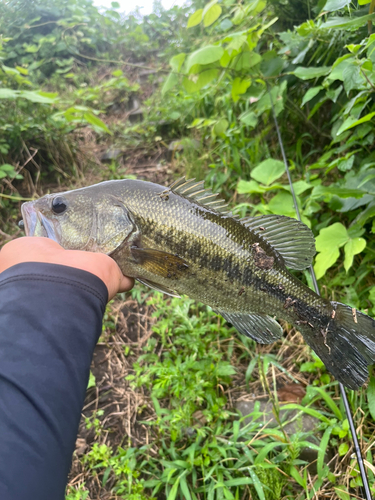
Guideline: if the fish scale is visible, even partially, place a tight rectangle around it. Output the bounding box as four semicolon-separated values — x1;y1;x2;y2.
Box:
20;177;375;390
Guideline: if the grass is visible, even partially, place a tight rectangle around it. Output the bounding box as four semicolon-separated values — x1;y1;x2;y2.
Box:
67;289;375;500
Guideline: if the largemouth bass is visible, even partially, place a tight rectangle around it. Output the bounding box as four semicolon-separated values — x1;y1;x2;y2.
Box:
20;177;375;390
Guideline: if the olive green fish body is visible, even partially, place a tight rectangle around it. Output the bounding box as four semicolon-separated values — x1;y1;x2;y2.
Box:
21;178;375;390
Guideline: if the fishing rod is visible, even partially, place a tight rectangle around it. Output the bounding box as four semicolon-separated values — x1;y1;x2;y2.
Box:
267;82;372;500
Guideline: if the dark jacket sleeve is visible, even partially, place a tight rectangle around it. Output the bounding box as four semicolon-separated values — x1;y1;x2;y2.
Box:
0;262;108;500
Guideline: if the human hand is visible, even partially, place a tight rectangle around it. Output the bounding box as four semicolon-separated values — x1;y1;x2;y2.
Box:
0;237;134;300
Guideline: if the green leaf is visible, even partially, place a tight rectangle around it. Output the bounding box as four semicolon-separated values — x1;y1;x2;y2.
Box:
162;73;179;94
87;371;96;389
314;223;349;278
169;53;186;72
231;77;251;102
320;13;375;30
249;469;266;500
237;179;265;194
318;427;332;478
314;247;340;279
334;486;350;500
15;65;28;75
251;158;285;185
301;86;323;106
83;112;111;134
196;69;218;89
293;66;331;80
179;475;192;500
342;64;364;94
338;442;349;456
367;374;375;421
20;91;56;103
344;237;366;271
204;4;222;27
316;223;349;252
213;118;228;136
323;0;350;12
187;9;203;28
0;89;19;99
187;45;224;71
167;475;181;500
337;112;375;135
359;0;371;3
239;110;258;128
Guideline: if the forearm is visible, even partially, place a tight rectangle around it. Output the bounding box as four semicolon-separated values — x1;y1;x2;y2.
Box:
0;262;107;500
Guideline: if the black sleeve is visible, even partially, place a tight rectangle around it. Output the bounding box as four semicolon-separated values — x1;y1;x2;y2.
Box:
0;262;108;500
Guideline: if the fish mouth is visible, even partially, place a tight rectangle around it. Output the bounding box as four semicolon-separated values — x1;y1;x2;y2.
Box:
21;202;61;243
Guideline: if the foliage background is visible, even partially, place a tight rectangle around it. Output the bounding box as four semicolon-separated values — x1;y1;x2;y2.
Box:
0;0;375;499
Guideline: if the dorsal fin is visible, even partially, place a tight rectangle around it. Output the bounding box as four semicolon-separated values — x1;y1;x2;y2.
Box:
169;177;231;215
240;214;316;270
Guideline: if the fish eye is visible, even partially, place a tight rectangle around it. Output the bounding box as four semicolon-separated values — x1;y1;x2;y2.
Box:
51;196;67;215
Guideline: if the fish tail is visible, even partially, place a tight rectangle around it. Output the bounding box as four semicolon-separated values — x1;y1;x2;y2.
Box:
298;301;375;390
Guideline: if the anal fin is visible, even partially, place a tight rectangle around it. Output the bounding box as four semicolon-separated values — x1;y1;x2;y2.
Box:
218;311;283;344
131;247;189;279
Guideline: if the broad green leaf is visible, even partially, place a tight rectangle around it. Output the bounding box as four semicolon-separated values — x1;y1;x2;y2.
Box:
344;237;366;271
233;51;262;70
323;0;350;12
15;65;28;75
169;53;186;72
213;118;228;136
315;223;349;252
83;112;111;134
320;13;375;30
19;91;56;103
187;45;224;71
359;0;371;3
367;374;375;421
337;112;375;135
293;66;331;80
314;247;341;279
162;73;178;94
240;110;258;128
268;192;296;217
204;4;222;27
237;179;265;194
0;89;18;99
231;77;251;102
301;86;323;106
251;158;285;185
314;223;349;278
182;76;200;93
187;9;203;28
342;64;364;94
196;69;218;89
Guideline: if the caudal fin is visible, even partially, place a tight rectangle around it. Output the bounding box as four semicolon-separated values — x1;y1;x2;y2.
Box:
298;302;375;390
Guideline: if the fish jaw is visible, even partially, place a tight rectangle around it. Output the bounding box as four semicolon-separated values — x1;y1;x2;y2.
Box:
21;201;61;243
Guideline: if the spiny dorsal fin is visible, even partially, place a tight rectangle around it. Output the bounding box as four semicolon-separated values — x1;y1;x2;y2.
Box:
217;310;283;344
240;214;316;270
169;177;231;215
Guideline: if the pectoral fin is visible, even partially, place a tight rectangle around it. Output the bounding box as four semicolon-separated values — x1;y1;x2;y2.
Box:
131;247;189;279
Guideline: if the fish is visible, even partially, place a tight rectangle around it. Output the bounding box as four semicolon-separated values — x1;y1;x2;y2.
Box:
20;177;375;390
